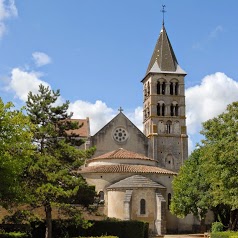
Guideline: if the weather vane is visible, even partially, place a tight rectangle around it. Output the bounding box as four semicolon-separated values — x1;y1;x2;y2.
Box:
161;5;166;25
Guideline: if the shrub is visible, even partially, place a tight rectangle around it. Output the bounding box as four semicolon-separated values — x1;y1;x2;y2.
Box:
0;232;29;238
210;231;238;238
212;222;224;233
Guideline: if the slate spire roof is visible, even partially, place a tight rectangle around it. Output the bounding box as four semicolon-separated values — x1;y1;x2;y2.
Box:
146;24;186;75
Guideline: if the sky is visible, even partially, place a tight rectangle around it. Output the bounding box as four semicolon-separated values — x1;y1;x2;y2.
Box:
0;0;238;154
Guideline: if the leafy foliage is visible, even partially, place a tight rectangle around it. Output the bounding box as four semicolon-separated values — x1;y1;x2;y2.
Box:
0;98;34;206
171;101;238;230
170;148;212;225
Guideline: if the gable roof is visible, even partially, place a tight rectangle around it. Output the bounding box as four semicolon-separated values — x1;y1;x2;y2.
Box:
107;175;165;189
80;164;177;175
146;24;186;75
89;148;155;162
92;112;147;140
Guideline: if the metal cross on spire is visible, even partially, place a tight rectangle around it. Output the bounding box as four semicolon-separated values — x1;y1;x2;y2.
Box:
161;5;166;25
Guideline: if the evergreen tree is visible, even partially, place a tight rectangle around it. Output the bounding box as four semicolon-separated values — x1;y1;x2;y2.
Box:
25;84;95;238
0;98;34;206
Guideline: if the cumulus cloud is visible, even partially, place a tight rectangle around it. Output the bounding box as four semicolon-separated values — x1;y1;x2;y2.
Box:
68;100;116;135
0;0;17;38
32;52;52;67
186;72;238;136
125;106;143;132
8;68;50;101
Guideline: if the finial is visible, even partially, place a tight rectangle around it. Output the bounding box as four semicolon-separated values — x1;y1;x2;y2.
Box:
118;106;123;113
161;5;166;25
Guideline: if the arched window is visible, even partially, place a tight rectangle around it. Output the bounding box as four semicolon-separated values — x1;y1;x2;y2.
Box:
170;82;173;95
168;193;171;210
140;199;146;215
147;82;150;96
162;103;165;116
157;82;160;94
170;104;174;116
99;191;104;203
175;82;179;95
157;104;160;116
175;104;179;116
162;82;166;95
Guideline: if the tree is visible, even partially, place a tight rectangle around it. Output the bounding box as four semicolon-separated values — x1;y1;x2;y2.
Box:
200;101;238;230
0;98;34;206
170;148;213;231
25;85;95;238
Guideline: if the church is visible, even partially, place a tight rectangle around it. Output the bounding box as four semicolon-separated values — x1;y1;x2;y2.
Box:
75;21;206;235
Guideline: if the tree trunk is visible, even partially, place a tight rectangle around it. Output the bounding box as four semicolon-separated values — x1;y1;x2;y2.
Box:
200;218;206;233
45;202;52;238
229;209;238;231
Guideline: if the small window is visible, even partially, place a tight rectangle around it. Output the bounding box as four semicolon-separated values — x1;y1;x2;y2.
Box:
168;193;171;210
162;82;166;95
140;199;146;215
99;191;104;203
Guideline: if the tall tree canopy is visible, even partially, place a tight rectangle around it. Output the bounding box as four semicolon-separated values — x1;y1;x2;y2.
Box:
0;98;34;206
171;101;238;230
200;101;238;229
170;148;212;230
25;85;95;238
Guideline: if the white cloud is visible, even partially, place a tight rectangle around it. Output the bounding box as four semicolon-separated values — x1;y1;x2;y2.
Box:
68;100;116;135
125;106;143;131
186;72;238;137
0;0;17;37
209;25;223;39
8;68;50;101
32;52;52;67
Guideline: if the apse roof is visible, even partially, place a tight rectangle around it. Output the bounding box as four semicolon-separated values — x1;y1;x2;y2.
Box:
88;148;155;162
107;175;165;189
80;164;177;175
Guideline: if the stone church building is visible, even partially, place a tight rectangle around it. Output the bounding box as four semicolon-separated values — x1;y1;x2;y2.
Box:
76;22;207;234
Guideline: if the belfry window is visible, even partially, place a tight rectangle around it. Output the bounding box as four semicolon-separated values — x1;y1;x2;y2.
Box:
175;82;179;95
162;82;166;95
175;104;179;116
147;82;150;96
157;82;160;94
157;103;165;116
170;104;174;116
140;199;146;215
170;82;173;95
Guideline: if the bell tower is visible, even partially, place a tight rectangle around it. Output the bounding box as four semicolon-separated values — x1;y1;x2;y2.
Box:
142;22;188;172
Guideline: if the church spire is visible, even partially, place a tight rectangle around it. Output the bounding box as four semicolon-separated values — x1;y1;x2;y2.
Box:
146;20;186;75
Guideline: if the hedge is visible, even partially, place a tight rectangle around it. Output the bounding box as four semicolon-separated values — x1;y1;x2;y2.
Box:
0;232;28;238
32;219;148;238
0;219;148;238
211;232;238;238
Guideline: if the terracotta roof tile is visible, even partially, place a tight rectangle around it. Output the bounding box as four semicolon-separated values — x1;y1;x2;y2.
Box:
65;118;90;138
79;164;177;175
89;148;155;162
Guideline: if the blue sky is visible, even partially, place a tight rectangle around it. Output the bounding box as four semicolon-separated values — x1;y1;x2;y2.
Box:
1;0;238;154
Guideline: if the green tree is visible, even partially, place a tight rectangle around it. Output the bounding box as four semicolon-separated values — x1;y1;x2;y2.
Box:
0;98;34;206
200;101;238;230
170;148;212;231
25;85;95;238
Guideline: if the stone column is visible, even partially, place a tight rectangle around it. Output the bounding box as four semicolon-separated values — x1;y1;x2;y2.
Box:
155;192;166;235
124;190;133;220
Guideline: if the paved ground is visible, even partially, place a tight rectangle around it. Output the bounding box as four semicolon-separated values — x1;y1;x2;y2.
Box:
163;234;205;238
